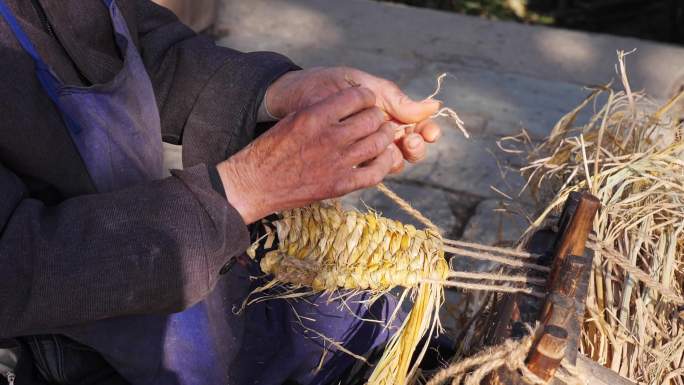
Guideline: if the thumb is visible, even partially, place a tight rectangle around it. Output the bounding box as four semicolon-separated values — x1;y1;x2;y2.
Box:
382;86;440;124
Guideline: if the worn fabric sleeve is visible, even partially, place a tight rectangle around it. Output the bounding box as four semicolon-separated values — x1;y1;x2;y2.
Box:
134;0;300;166
0;162;250;338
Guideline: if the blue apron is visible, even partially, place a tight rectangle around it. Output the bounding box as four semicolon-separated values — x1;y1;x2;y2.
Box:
0;1;226;384
0;0;163;193
0;2;402;384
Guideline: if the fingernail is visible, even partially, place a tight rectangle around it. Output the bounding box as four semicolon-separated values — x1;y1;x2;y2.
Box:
407;134;422;149
433;130;442;141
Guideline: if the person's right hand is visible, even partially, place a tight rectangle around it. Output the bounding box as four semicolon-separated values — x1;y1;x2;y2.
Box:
217;87;403;224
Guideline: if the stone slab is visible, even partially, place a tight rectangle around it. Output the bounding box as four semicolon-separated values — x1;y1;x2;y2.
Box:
215;0;684;242
218;0;684;99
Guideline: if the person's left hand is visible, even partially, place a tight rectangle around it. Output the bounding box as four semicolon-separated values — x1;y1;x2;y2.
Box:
264;67;442;169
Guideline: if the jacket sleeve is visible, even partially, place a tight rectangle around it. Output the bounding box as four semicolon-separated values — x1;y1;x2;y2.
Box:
0;162;250;338
134;0;300;166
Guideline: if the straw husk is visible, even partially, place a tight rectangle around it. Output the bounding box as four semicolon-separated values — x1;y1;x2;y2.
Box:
250;201;547;385
254;202;448;385
520;52;684;384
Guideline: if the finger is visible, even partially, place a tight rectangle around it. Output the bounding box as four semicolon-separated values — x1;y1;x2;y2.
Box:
379;82;440;124
311;86;376;123
338;146;397;193
343;121;395;166
338;107;387;144
398;133;427;163
414;119;442;143
388;144;405;174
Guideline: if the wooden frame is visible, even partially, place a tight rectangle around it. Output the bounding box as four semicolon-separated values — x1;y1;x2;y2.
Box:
480;192;633;385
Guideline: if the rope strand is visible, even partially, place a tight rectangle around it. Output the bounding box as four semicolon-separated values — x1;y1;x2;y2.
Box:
447;271;546;286
376;182;442;234
425;325;583;385
421;279;546;298
443;245;550;273
443;239;539;259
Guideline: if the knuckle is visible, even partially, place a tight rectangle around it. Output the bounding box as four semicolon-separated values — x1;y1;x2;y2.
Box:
349;135;386;163
357;108;383;131
406;153;421;163
381;123;396;140
291;110;313;129
347;86;365;101
370;107;386;125
348;86;375;106
369;136;388;157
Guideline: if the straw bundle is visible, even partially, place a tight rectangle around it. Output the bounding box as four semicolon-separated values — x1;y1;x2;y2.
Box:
249;73;548;385
251;200;549;385
257;203;448;385
260;204;449;291
520;53;684;384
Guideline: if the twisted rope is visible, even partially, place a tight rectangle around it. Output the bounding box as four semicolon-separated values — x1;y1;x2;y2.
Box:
421;279;546;298
425;328;544;385
375;182;549;298
425;326;584;385
376;182;442;234
443;245;549;273
376;182;684;305
443;239;537;259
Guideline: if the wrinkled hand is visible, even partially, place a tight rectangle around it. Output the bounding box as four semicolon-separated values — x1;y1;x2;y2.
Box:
218;87;403;224
265;67;442;167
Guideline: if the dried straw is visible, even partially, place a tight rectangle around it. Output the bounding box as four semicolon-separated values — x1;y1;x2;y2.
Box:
251;202;546;385
520;51;684;385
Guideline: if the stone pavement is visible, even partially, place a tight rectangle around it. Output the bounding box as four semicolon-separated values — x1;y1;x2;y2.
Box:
216;0;684;243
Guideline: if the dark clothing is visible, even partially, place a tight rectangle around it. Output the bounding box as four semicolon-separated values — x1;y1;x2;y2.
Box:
0;0;298;382
0;2;401;384
0;0;296;339
2;1;250;384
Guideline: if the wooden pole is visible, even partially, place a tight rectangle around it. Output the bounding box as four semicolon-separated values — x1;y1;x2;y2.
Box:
526;325;569;381
547;193;600;288
483;192;600;385
526;192;600;383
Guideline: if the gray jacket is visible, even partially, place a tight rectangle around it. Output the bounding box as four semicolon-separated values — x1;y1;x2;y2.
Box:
0;0;296;340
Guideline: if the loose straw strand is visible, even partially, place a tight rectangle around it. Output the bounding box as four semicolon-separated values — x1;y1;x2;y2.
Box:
411;73;469;138
376;182;442;234
589;240;684;305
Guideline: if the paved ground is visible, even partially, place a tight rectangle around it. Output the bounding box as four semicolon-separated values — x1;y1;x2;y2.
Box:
216;0;684;243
